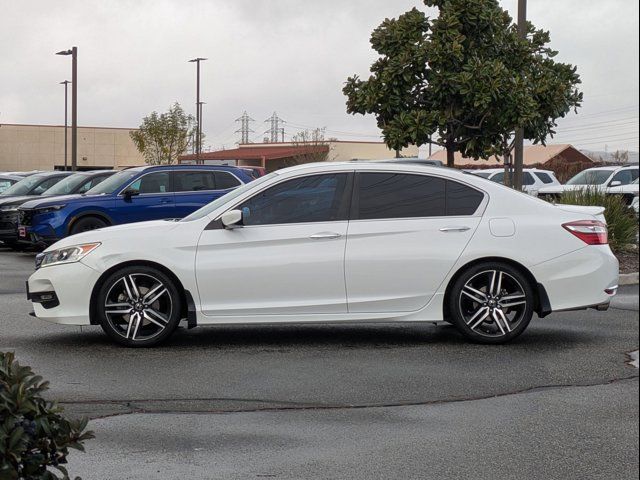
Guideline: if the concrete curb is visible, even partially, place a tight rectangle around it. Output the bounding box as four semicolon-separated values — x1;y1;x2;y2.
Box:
619;272;639;286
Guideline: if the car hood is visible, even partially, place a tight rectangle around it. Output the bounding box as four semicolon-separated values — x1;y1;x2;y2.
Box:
44;219;181;251
20;193;106;210
0;196;35;208
0;194;39;204
538;184;605;194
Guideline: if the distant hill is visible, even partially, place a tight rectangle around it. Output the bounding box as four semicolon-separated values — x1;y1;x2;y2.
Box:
581;149;639;164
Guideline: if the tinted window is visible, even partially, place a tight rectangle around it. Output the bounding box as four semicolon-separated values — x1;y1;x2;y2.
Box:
534;172;554;184
174;171;215;192
522;172;535;186
127;172;170;194
446;180;484;216
611;169;634;185
239;173;348;226
357;173;446;219
490;172;505;184
631;169;639;181
215;171;241;189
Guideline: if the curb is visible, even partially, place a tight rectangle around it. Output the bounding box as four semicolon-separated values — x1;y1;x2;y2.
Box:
619;272;639;286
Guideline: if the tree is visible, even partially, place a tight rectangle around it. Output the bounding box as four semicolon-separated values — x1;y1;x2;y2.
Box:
610;150;629;164
285;128;332;167
343;0;582;168
130;103;199;165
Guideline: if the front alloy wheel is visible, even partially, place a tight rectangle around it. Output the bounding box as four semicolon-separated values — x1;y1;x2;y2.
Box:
97;266;182;347
449;262;534;344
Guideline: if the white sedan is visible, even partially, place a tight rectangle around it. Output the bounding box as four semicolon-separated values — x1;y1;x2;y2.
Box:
27;162;619;347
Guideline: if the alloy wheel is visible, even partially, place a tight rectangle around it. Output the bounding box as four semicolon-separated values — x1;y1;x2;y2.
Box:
103;273;173;342
458;269;528;338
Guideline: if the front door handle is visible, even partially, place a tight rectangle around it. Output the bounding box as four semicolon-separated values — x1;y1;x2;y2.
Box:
160;198;172;204
439;226;471;233
310;232;342;240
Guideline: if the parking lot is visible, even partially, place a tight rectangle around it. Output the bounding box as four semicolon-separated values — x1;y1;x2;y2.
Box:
1;247;638;479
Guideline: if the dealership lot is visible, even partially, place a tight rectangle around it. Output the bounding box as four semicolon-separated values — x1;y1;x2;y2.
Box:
1;247;638;478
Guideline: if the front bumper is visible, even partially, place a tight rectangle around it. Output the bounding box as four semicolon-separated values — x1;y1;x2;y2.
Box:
27;261;100;325
531;245;619;313
0;211;19;242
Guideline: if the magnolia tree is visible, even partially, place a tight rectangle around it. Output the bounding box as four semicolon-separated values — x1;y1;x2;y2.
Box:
343;0;583;167
130;103;200;165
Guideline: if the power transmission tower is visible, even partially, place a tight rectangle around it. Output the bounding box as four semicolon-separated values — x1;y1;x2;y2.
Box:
235;111;255;144
264;112;285;143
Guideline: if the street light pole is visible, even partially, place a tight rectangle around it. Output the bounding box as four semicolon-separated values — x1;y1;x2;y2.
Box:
60;80;71;171
189;57;207;164
513;0;527;190
56;47;78;171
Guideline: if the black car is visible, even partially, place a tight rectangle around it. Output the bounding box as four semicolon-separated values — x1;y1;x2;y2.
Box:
0;170;113;249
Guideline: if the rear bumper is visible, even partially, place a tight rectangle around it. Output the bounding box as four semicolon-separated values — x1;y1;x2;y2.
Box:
531;245;619;313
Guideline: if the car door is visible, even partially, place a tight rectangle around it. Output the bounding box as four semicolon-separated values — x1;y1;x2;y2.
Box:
114;171;174;223
345;172;484;313
195;172;352;316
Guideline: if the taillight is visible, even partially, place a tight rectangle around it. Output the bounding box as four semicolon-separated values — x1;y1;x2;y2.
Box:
562;220;608;245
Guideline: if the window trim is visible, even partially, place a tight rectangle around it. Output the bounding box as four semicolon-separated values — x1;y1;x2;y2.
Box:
350;171;487;221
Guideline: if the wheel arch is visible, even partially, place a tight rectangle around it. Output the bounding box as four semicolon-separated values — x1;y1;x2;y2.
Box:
442;256;551;320
89;260;193;326
67;210;113;236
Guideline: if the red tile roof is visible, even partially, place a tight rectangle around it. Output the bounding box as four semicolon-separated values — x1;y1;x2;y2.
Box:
179;145;329;162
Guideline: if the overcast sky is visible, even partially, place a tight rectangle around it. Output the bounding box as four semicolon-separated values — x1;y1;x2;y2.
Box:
1;0;638;154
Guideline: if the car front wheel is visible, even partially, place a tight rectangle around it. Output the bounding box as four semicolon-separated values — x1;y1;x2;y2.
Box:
96;266;182;347
448;262;534;344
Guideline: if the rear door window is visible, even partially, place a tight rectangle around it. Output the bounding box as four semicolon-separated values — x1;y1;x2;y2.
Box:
215;171;241;189
174;171;216;192
534;172;555;184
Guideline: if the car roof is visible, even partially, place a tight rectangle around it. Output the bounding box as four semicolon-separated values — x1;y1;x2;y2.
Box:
130;164;246;172
585;165;638;172
31;171;74;178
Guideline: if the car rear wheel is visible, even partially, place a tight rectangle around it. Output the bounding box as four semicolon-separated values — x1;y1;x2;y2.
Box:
70;216;108;235
96;266;182;347
448;262;534;344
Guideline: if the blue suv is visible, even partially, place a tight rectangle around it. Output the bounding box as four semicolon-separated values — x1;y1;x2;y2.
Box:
17;165;253;247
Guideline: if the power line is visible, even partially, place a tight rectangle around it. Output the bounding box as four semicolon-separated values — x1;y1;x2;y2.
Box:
235;111;255;144
264;112;285;143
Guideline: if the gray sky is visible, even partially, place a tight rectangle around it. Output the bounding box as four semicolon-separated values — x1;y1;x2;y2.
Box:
1;0;638;153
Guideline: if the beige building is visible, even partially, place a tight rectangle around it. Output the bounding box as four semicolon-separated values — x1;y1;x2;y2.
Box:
0;123;145;172
179;140;419;171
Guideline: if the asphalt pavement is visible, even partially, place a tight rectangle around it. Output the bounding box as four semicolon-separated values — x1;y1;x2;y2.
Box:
1;247;638;479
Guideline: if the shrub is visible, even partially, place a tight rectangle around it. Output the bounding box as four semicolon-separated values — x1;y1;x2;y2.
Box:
556;188;638;252
0;351;94;480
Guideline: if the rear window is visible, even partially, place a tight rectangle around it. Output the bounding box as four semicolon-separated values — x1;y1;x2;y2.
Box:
534;172;555;184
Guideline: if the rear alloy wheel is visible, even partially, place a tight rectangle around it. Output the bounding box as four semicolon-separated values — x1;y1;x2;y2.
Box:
96;266;182;347
449;262;534;344
70;216;108;235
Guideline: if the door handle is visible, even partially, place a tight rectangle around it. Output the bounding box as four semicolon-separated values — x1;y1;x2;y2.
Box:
160;198;172;204
310;232;342;240
439;226;471;233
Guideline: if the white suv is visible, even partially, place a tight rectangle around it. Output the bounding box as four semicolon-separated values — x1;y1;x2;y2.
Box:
469;168;560;196
538;165;639;204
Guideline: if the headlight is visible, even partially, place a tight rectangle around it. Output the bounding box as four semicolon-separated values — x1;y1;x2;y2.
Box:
37;242;101;269
0;205;18;212
35;204;66;214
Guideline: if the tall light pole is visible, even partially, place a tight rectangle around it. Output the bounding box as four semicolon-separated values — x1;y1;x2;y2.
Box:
189;57;207;163
60;80;71;171
56;47;78;171
513;0;527;190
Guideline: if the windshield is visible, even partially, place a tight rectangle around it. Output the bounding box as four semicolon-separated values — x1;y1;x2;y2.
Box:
181;172;278;222
42;174;88;195
566;170;613;185
0;175;45;196
86;169;140;194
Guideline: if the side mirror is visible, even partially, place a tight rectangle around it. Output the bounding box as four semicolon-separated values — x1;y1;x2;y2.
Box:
609;180;622;187
220;209;243;229
122;188;140;199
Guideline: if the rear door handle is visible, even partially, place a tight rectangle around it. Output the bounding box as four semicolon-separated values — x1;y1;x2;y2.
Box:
439;226;471;233
310;232;342;240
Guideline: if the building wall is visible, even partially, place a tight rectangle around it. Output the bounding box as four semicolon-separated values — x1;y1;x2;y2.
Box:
0;124;145;171
328;141;419;161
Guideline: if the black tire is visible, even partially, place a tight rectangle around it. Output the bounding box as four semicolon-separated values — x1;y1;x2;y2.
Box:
96;265;182;347
70;216;108;235
448;262;535;344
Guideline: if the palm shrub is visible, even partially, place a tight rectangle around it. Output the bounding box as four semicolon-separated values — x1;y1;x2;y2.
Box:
0;351;94;480
555;188;638;252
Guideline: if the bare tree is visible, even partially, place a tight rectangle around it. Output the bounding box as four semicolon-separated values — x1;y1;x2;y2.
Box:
286;128;333;166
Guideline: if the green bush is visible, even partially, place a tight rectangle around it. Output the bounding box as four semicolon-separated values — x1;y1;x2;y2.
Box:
556;188;638;252
0;352;93;480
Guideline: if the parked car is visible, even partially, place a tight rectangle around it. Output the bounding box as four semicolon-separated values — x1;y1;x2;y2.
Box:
238;166;267;179
0;171;115;248
468;168;560;196
0;171;74;248
27;162;618;347
607;177;639;212
538;165;639;202
0;174;22;194
17;165;254;247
